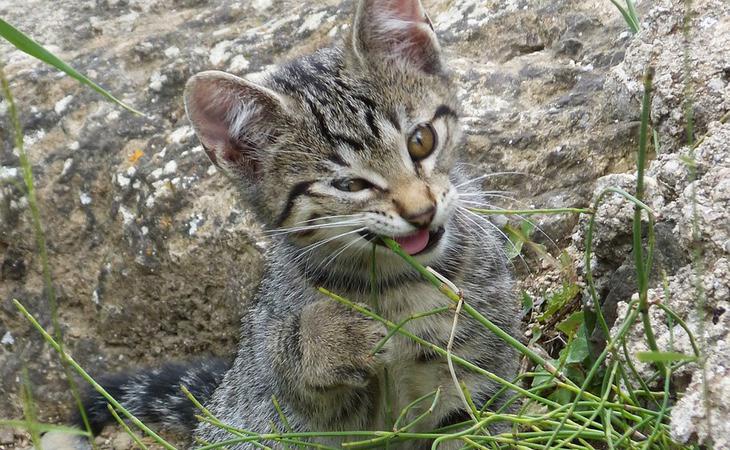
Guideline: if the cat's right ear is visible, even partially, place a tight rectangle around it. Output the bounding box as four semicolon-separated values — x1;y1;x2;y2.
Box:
350;0;441;74
184;71;285;179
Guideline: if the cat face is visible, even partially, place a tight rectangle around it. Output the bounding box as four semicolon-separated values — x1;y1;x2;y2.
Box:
185;0;469;271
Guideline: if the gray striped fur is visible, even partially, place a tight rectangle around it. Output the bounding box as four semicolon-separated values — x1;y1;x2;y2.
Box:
54;1;520;449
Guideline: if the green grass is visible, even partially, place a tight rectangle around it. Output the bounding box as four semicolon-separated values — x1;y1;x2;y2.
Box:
0;1;713;449
0;17;142;449
0;19;142;115
609;0;640;33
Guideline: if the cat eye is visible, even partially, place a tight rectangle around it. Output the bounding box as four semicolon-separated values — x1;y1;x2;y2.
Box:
332;178;373;192
407;123;437;160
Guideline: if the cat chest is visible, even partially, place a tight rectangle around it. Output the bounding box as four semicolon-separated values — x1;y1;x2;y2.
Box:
372;281;457;350
355;283;459;422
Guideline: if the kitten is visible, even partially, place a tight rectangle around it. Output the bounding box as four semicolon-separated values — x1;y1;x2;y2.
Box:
41;0;520;448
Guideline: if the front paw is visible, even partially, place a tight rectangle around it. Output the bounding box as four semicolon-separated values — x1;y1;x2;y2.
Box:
299;300;392;389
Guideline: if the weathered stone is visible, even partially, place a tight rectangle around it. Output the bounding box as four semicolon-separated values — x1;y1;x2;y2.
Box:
0;0;727;448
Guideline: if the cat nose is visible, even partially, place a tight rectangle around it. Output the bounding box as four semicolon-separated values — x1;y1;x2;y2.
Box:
402;205;436;229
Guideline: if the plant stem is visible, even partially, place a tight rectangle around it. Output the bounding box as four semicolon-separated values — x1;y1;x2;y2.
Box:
13;299;177;450
380;237;568;384
0;63;96;448
634;66;664;374
468;208;593;216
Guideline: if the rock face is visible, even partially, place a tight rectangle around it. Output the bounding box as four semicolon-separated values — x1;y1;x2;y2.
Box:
0;0;727;447
577;1;729;447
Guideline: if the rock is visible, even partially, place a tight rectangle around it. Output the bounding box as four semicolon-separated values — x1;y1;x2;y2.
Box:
580;1;729;446
0;0;727;447
605;0;730;154
0;428;15;445
609;258;730;448
111;432;133;450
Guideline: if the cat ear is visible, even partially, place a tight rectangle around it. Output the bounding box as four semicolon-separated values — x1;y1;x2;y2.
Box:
350;0;441;74
184;71;284;179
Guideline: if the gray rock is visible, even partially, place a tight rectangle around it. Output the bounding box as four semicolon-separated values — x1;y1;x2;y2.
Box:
580;0;730;446
0;0;727;446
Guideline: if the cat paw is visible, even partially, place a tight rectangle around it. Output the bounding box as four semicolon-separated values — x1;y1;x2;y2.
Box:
300;300;393;389
349;304;393;362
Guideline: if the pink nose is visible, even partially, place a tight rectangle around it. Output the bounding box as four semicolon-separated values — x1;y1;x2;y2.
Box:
402;205;436;229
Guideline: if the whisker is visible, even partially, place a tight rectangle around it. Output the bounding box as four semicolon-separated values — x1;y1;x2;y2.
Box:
458;194;518;205
453;171;526;189
457;190;513;197
317;234;367;274
292;214;361;225
266;219;365;236
451;212;514;271
457;207;532;275
462;196;561;253
293;227;368;261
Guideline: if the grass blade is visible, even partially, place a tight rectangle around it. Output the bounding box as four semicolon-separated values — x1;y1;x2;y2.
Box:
636;351;697;363
12;299;178;450
0;19;143;115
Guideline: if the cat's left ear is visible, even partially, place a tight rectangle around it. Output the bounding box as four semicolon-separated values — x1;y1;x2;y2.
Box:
184;71;285;180
350;0;441;74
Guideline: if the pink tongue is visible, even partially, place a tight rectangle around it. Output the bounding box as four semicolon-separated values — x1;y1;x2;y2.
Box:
394;229;430;255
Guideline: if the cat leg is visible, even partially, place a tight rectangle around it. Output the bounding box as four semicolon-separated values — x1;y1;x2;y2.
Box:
271;299;393;428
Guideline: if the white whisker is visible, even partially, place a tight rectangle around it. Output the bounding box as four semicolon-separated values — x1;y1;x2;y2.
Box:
453;171;526;189
317;234;367;274
266;219;365;236
460;196;560;253
457;206;531;274
293;227;368;262
292;214;361;225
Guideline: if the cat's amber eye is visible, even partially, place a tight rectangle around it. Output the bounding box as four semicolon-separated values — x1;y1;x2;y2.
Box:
407;123;436;160
332;178;372;192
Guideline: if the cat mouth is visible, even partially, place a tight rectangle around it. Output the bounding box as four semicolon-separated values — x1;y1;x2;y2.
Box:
360;227;445;256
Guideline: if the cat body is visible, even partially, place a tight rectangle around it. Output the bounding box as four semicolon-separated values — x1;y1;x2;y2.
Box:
196;222;516;447
189;41;519;445
44;1;520;448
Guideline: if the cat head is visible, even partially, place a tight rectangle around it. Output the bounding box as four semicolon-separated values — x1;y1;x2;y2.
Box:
185;0;472;273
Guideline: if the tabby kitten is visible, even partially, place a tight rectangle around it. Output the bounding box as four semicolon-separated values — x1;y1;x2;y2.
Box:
43;0;520;448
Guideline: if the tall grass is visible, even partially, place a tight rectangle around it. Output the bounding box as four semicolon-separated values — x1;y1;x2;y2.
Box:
0;17;142;448
0;63;98;450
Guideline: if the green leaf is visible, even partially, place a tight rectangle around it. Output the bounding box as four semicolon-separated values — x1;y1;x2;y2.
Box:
521;291;534;316
636;351;698;363
557;311;584;338
537;282;580;322
0;19;143;116
520;219;535;237
563;364;586;386
530;358;559;389
503;223;525;259
528;324;542;346
565;324;589;364
548;386;573;405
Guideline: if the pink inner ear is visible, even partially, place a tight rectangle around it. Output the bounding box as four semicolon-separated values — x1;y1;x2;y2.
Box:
387;0;425;23
186;75;270;177
357;0;441;73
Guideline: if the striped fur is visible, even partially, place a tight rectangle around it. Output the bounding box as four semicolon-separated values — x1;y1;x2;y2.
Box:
57;1;520;449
